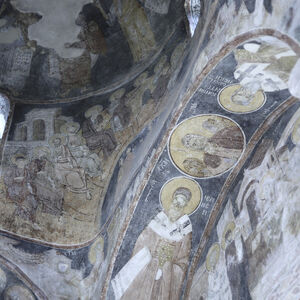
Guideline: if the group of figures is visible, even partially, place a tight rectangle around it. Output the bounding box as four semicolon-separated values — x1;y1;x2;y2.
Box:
3;117;103;227
111;111;248;299
0;0;177;98
108;37;300;299
190;108;300;300
169;114;245;178
0;34;186;244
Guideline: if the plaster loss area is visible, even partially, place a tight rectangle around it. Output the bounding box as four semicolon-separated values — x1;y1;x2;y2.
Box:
10;0;93;58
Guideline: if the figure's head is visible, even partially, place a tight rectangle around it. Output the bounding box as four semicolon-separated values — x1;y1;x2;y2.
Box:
53;137;61;147
182;134;206;151
168;187;192;222
14;155;27;169
183;158;205;177
88;20;99;32
68;124;79;134
231;86;253;106
172;187;191;208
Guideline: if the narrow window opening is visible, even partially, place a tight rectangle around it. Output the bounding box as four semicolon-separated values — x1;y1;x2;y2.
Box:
0;94;10;139
33;119;46;141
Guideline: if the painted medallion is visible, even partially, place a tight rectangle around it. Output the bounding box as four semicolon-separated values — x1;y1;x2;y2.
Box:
169;115;245;178
218;84;266;114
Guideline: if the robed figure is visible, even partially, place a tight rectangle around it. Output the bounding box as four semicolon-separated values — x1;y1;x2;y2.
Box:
112;178;202;300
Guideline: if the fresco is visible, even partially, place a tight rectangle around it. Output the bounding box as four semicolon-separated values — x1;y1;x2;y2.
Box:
0;234;107;298
189;105;300;300
107;36;299;299
218;84;266;114
0;0;186;101
112;177;202;299
0;35;187;245
0;257;42;299
169;115;245;178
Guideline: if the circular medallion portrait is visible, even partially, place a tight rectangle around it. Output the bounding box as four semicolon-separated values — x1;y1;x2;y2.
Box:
169;115;245;178
218;84;266;114
4;285;35;300
160;177;202;218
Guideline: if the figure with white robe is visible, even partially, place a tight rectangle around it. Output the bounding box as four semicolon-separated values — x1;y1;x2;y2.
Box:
112;178;202;300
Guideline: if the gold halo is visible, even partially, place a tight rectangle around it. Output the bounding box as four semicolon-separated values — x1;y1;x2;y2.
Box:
60;122;80;134
88;236;104;265
221;221;236;250
160;177;202;216
169;114;245;179
206;243;221;272
48;134;67;147
291;116;300;145
4;285;35;300
11;153;28;165
109;88;126;103
218;84;266;114
84;105;103;119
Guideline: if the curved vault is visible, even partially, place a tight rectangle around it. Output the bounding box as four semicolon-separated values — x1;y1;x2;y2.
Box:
0;0;184;102
0;0;299;299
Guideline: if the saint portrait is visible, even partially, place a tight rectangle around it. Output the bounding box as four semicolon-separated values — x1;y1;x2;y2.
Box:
112;177;202;300
218;84;266;114
169;115;245;178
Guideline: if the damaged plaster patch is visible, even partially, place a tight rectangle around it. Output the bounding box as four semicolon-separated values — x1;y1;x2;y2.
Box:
10;0;93;58
0;22;21;44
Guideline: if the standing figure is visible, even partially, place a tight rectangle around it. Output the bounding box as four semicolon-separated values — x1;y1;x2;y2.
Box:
112;177;202;300
82;105;117;157
110;0;156;62
4;154;44;224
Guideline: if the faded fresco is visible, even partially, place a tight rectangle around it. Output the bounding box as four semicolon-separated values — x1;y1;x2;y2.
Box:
112;177;201;299
0;258;41;299
189;105;300;300
0;0;185;100
169;115;245;178
108;36;299;299
0;37;187;244
0;234;107;298
0;0;299;297
218;84;266;114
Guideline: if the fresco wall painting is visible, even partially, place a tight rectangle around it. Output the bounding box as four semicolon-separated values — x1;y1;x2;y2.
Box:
0;0;185;101
107;37;299;299
0;36;187;245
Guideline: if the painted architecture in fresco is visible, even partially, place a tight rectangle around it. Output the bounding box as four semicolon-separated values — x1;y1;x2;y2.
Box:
0;37;187;244
0;0;299;298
